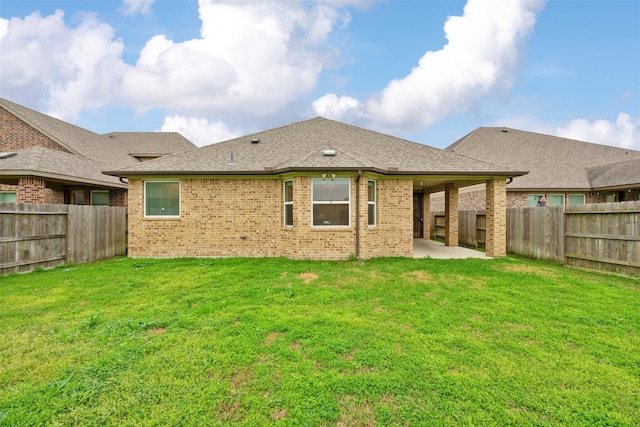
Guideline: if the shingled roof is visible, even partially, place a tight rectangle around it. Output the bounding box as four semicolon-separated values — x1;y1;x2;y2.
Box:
0;98;196;187
106;117;526;178
0;147;122;187
447;127;640;191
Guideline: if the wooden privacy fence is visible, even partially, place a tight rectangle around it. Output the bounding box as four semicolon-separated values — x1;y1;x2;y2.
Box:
432;200;640;275
0;203;127;274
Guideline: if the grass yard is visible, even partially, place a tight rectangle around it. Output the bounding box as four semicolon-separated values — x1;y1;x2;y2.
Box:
1;256;639;426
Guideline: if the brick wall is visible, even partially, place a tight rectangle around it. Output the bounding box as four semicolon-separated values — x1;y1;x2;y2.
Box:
128;175;414;260
360;178;413;258
16;178;64;204
0;107;71;153
109;189;128;207
486;179;507;257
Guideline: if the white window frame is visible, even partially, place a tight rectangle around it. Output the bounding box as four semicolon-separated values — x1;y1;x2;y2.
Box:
368;180;376;227
144;180;180;218
283;180;293;227
548;194;565;206
0;191;17;203
91;190;110;206
311;177;351;227
568;194;585;205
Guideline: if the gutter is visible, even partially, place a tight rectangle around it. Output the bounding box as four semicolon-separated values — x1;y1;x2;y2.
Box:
355;170;361;260
104;167;529;178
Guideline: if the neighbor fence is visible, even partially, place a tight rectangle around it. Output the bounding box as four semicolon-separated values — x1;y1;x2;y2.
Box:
432;200;640;275
0;203;127;274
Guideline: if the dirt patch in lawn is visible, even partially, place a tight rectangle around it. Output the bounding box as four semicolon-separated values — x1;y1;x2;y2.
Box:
503;264;557;277
297;272;318;284
146;327;166;335
265;332;285;345
337;395;375;427
271;408;287;421
404;270;433;282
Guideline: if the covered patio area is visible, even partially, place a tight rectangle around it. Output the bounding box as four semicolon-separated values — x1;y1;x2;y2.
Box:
411;176;510;258
413;238;492;259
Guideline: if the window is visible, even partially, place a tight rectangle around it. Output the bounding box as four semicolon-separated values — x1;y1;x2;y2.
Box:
568;194;585;205
548;194;565;206
528;194;544;207
368;180;376;226
284;180;293;226
145;181;180;217
0;191;16;203
91;191;109;206
312;178;350;226
607;193;617;203
71;190;85;205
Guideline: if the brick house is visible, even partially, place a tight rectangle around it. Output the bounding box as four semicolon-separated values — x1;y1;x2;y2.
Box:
106;118;526;260
431;127;640;211
0;98;196;206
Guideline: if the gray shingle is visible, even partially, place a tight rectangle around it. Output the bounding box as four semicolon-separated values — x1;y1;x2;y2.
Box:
447;127;640;190
107;117;525;176
0;147;125;187
1;97;196;187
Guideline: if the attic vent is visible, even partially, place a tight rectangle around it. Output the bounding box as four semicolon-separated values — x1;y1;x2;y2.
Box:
322;149;336;156
0;152;17;159
251;138;260;144
500;129;509;133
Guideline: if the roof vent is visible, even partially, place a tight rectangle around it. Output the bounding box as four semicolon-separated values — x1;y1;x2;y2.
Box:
500;129;509;133
0;152;17;159
322;149;336;156
251;138;260;144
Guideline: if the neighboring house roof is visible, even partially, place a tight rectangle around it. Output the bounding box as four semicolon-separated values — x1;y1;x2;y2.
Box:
106;117;526;178
446;127;640;191
0;97;196;188
0;147;125;188
587;159;640;190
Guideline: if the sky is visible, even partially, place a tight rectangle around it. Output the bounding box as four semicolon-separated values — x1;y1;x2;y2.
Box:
1;0;639;150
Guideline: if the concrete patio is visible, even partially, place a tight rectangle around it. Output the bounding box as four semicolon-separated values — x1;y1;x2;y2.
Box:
413;239;492;259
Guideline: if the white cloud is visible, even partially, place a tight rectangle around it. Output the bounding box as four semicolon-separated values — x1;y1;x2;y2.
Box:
0;11;126;119
159;115;242;146
120;0;352;118
314;0;547;132
556;113;640;150
121;0;155;16
0;1;356;124
312;94;360;120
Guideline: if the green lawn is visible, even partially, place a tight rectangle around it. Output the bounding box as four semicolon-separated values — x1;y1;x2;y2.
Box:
1;256;638;426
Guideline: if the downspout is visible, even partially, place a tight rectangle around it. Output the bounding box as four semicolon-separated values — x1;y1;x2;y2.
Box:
355;170;361;260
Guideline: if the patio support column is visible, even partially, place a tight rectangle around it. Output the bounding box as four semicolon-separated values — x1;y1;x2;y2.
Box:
422;192;431;239
444;183;458;247
486;178;507;258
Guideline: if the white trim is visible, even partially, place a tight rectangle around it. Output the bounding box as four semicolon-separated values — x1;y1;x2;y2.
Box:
144;180;181;218
311;177;351;227
367;179;376;227
283;179;293;227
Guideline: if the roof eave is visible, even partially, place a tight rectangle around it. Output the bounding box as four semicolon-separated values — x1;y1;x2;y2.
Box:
0;170;128;189
105;167;529;178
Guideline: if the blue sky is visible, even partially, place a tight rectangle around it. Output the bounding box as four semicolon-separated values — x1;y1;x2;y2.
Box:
1;0;638;149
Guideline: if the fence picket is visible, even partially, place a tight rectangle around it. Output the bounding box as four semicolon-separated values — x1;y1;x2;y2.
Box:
0;203;127;274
